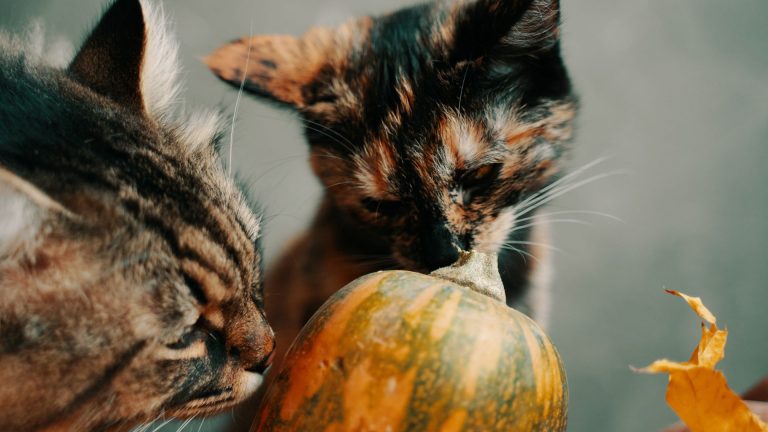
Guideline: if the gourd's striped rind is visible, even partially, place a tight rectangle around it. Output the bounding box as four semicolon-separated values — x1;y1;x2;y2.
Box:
254;270;568;431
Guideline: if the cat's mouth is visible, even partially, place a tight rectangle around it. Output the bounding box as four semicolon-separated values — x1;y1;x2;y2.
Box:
168;371;264;418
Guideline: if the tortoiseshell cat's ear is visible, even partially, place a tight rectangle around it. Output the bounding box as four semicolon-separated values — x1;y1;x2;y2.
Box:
438;0;561;63
69;0;179;117
0;168;68;258
205;24;360;108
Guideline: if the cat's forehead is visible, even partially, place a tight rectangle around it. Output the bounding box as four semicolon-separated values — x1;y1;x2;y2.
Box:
353;99;575;199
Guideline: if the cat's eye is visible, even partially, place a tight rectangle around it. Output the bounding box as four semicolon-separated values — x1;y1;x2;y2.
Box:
361;197;402;216
167;325;206;350
463;164;502;190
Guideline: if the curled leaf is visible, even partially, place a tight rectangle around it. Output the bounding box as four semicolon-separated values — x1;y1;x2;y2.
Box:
636;291;768;432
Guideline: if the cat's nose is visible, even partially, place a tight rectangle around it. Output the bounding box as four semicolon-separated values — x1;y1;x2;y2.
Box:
228;311;276;374
245;339;275;375
422;224;461;271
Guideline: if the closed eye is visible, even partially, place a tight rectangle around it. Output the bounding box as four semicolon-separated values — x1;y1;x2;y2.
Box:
167;321;207;350
462;163;502;190
459;163;503;206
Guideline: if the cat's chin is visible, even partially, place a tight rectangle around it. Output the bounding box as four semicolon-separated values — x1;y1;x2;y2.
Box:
239;370;265;397
168;371;264;418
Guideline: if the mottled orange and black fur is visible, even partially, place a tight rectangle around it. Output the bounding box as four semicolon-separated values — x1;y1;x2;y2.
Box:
0;0;274;430
208;0;576;403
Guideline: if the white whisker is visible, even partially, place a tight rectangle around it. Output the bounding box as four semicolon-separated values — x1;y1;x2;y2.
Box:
327;180;361;190
501;245;539;264
457;63;470;111
515;169;629;220
509;218;592;235
514;157;610;212
502;240;564;253
176;416;196;432
228;20;254;176
149;418;173;432
300;117;356;151
132;413;163;432
514;210;624;224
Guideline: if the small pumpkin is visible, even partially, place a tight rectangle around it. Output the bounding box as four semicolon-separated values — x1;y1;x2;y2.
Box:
254;252;567;431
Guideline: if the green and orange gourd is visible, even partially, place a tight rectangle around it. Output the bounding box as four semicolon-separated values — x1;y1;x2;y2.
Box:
254;252;568;431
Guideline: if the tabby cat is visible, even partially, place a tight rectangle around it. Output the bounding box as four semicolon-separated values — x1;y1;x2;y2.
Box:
208;0;576;399
0;0;274;430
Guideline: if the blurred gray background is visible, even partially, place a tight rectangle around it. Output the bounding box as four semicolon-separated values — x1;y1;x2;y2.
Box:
3;0;766;430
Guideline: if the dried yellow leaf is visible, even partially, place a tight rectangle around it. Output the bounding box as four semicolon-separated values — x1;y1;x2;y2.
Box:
664;289;717;324
637;291;768;432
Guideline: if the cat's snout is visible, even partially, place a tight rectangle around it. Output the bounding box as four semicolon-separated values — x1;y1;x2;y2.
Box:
422;224;462;271
228;310;276;374
247;344;276;375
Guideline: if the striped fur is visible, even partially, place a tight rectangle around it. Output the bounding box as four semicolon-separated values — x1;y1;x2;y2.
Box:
0;1;273;430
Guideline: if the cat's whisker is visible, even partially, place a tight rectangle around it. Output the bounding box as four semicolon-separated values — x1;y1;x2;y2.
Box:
133;413;163;432
512;158;612;218
249;156;304;186
175;416;196;432
514;156;610;212
250;154;305;168
327;180;363;190
314;150;348;163
300;123;357;153
514;169;628;220
196;418;206;432
508;218;592;235
502;240;564;254
501;245;539;264
228;21;254;177
240;111;358;153
148;417;173;432
514;210;623;224
457;63;471;111
299;117;356;151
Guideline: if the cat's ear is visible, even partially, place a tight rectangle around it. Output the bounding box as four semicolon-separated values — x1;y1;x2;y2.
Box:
205;26;341;109
69;0;180;117
437;0;561;63
0;169;68;258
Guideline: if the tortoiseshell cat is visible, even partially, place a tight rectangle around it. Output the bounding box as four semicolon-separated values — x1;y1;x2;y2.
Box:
209;0;575;382
0;0;275;430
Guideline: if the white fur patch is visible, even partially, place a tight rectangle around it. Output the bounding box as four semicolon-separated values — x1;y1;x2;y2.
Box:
138;0;181;121
443;111;484;164
0;168;66;257
354;157;379;197
0;21;73;67
138;0;223;152
176;109;223;155
0;189;39;257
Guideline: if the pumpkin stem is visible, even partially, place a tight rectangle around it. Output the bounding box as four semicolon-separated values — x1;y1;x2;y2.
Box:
430;251;506;303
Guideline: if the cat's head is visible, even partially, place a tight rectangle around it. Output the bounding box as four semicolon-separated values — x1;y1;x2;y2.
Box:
0;0;273;429
208;0;576;272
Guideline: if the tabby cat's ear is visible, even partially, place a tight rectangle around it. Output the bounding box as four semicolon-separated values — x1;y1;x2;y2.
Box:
69;0;180;117
0;169;67;258
438;0;561;63
205;26;341;109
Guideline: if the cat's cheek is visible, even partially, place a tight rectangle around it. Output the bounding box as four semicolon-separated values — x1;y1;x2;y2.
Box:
473;208;516;253
390;236;423;271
